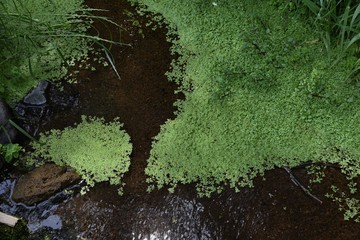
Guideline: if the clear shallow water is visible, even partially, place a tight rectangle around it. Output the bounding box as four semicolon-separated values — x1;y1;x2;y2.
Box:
0;175;80;233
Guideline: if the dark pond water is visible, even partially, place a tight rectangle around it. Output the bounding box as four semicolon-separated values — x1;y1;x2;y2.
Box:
1;0;360;239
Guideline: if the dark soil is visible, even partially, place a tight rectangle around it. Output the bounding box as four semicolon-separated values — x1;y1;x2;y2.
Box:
8;0;360;239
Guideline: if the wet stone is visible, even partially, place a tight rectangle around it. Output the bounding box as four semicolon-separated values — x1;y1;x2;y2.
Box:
23;81;49;106
12;164;80;206
14;82;79;137
47;83;79;111
0;98;17;144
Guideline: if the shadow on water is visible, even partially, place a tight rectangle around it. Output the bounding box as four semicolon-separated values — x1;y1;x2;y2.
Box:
1;0;359;239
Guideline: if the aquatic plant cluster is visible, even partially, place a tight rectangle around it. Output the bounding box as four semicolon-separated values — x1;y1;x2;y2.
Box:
30;116;132;195
131;0;360;218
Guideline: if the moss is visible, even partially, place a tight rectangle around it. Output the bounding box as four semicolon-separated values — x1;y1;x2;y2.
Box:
30;116;132;194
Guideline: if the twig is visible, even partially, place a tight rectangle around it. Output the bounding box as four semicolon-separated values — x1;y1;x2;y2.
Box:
283;167;323;204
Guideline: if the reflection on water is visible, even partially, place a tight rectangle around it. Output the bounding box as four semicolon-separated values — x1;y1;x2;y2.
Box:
0;174;76;233
57;185;213;239
55;169;360;240
133;231;170;240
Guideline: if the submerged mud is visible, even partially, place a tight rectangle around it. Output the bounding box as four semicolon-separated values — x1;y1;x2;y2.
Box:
1;0;359;239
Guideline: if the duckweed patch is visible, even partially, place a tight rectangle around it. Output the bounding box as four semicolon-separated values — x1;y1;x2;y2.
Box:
30;116;132;194
132;0;360;200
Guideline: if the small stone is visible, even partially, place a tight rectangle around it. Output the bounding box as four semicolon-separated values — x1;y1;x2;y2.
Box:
12;164;80;205
0;98;17;144
23;81;49;106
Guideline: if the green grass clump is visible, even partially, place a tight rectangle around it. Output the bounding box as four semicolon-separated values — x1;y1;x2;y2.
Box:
0;0;98;103
132;0;360;197
30;116;132;194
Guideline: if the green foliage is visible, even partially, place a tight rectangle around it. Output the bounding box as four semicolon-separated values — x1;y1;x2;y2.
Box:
123;9;145;38
0;143;22;163
29;116;132;194
0;118;33;164
131;0;360;200
326;185;360;222
294;0;360;70
295;1;360;45
307;153;360;221
306;164;326;185
0;0;120;103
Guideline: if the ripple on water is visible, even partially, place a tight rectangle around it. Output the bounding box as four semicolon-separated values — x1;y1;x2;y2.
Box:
0;174;79;233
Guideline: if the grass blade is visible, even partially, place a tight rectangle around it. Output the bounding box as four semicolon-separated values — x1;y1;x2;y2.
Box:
0;125;13;143
8;119;36;142
28;57;34;77
322;31;331;56
104;47;121;80
350;3;360;32
301;0;320;15
347;32;360;49
340;5;351;48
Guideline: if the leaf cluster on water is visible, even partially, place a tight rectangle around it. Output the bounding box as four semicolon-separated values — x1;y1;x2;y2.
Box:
132;0;360;201
29;116;132;195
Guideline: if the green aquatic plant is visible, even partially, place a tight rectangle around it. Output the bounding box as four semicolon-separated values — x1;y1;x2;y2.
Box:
306;148;360;221
326;185;360;222
30;116;132;194
130;0;360;201
0;0;122;103
0;143;22;163
306;164;326;185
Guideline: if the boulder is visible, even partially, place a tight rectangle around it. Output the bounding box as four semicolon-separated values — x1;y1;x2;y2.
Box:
23;81;49;106
12;164;80;205
0;98;17;144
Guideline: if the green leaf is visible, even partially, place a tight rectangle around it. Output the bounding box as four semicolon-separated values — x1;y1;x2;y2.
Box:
349;4;360;33
1;143;21;163
301;0;320;15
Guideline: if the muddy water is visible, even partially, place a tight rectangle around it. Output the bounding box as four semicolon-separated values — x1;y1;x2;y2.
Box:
3;0;360;239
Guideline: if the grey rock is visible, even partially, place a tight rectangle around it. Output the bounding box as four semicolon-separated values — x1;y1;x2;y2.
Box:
0;98;17;144
12;164;80;205
23;81;49;106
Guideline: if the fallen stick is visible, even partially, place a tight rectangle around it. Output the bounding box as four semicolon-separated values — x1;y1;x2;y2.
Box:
283;167;323;204
0;211;19;227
